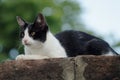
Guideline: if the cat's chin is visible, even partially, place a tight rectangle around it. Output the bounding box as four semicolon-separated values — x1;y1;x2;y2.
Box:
25;44;31;46
23;43;31;46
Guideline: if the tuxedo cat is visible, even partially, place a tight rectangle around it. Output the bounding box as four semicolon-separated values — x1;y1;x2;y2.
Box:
16;13;118;60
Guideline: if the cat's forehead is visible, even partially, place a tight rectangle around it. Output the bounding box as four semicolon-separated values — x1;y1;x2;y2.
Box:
21;23;33;31
27;23;33;28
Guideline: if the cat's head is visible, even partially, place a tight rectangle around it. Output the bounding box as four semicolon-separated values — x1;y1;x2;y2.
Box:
16;13;48;47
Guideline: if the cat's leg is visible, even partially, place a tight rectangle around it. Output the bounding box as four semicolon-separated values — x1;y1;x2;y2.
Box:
16;54;49;60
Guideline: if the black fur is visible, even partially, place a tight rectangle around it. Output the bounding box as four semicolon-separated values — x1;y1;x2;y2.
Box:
20;23;48;42
55;30;118;57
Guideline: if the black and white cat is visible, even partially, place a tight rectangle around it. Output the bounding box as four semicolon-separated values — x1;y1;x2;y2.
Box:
16;13;118;60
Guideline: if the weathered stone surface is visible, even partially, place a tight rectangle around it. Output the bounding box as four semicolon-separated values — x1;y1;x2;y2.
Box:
0;56;120;80
0;58;74;80
82;56;120;80
75;56;88;80
60;58;75;80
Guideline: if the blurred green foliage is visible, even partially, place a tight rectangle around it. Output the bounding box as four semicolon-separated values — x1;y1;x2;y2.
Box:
0;0;86;61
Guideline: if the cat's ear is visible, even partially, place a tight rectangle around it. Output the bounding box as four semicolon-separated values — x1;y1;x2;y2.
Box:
34;13;47;28
16;16;26;27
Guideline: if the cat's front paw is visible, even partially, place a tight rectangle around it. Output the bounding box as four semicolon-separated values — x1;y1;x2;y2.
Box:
16;54;25;60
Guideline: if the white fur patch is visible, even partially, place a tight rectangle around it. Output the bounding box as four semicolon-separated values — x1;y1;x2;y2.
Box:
37;17;41;23
44;31;67;57
22;28;32;45
16;54;49;60
103;51;115;56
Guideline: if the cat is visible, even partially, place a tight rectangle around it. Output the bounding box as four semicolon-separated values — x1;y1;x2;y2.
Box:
16;13;118;60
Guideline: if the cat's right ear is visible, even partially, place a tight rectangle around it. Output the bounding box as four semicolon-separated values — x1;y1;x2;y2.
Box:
16;16;26;27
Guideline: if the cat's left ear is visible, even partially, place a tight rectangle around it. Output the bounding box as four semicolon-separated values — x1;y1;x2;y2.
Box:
16;16;26;27
34;13;47;28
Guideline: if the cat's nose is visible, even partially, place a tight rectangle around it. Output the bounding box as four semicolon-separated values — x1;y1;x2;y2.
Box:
23;39;28;44
24;40;28;43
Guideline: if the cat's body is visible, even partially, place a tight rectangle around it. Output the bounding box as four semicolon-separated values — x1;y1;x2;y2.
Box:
55;30;118;56
16;13;118;60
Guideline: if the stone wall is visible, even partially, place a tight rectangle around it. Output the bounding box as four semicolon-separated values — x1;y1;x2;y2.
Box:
0;56;120;80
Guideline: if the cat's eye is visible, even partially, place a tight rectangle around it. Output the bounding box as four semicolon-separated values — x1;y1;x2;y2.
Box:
31;32;36;36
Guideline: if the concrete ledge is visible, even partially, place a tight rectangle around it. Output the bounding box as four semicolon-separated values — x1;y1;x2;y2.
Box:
0;56;120;80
